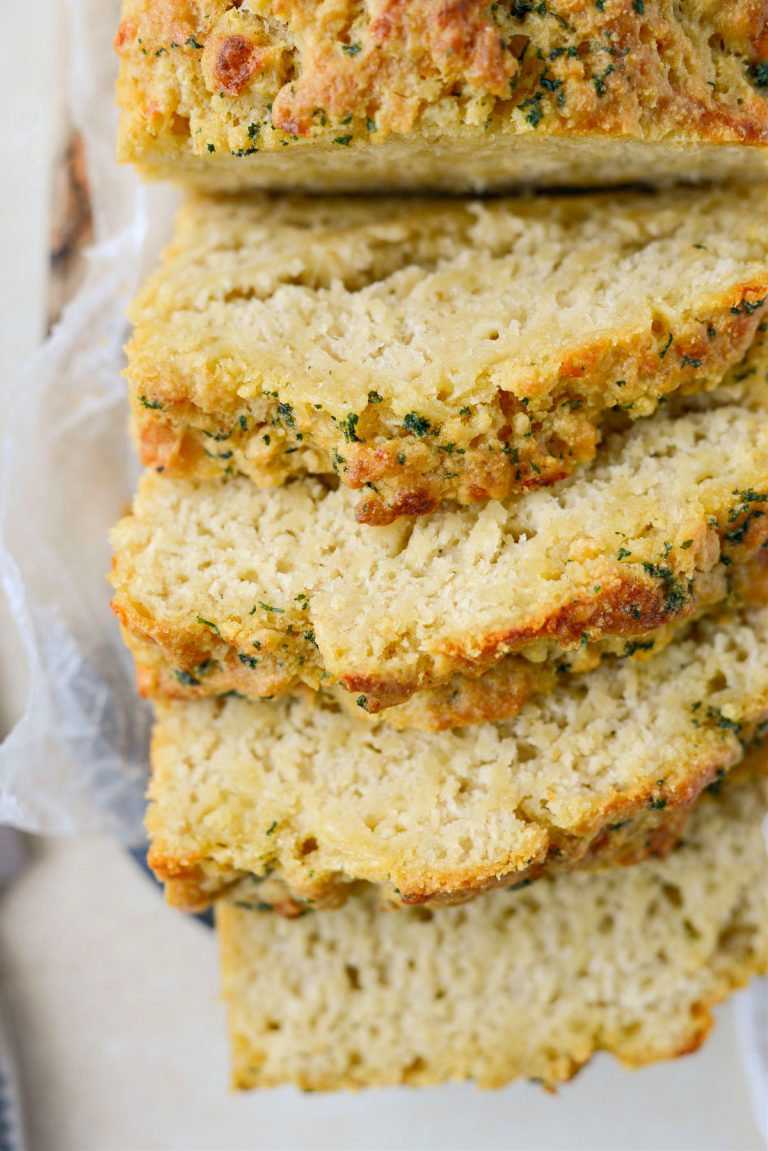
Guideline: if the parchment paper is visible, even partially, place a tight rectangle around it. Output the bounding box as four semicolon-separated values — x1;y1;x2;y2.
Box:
0;0;177;839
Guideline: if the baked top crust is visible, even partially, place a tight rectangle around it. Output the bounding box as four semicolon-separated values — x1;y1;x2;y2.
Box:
116;0;768;189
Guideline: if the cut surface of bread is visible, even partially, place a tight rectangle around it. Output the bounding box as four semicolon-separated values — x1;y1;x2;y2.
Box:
127;188;768;523
112;385;768;710
115;1;768;191
146;605;768;912
218;777;768;1090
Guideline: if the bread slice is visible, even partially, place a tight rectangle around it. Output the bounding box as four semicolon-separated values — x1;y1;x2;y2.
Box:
112;384;768;711
127;187;768;523
115;1;768;192
145;605;768;913
218;775;768;1090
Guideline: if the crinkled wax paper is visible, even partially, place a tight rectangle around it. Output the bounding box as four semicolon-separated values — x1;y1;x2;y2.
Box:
0;0;177;839
0;3;765;1133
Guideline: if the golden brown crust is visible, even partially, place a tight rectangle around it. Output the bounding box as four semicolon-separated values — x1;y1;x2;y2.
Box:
116;0;768;190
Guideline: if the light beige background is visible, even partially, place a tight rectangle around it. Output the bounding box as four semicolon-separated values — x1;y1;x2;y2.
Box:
0;4;765;1149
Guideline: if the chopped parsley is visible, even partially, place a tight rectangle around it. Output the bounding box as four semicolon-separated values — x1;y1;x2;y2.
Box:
659;333;673;359
724;488;767;544
342;42;362;55
747;61;768;89
196;616;220;635
138;394;163;410
623;639;655;657
340;413;362;443
276;402;295;428
731;297;766;316
592;63;615;97
403;412;431;437
640;562;689;614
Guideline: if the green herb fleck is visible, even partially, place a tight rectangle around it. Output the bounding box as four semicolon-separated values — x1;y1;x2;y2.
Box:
276;402;295;428
403;412;431;437
747;61;768;88
196;616;220;635
338;413;361;443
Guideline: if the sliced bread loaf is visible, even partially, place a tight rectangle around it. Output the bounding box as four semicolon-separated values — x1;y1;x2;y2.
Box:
146;605;768;912
218;775;768;1090
127;187;768;522
112;387;768;711
115;2;768;191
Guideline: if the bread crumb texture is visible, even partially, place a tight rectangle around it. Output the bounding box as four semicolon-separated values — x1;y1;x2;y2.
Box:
112;378;768;710
116;1;768;189
218;776;768;1089
145;605;768;910
127;187;768;522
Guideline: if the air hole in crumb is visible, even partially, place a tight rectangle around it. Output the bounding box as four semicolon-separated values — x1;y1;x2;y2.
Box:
661;882;683;908
171;113;190;137
301;836;318;856
345;963;361;990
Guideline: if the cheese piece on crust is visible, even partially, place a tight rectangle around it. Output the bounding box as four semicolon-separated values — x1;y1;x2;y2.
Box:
145;605;768;912
115;1;768;191
127;187;768;523
111;388;768;711
218;775;768;1090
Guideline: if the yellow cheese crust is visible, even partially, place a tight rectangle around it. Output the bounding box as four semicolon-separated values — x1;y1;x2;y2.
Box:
116;0;768;190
